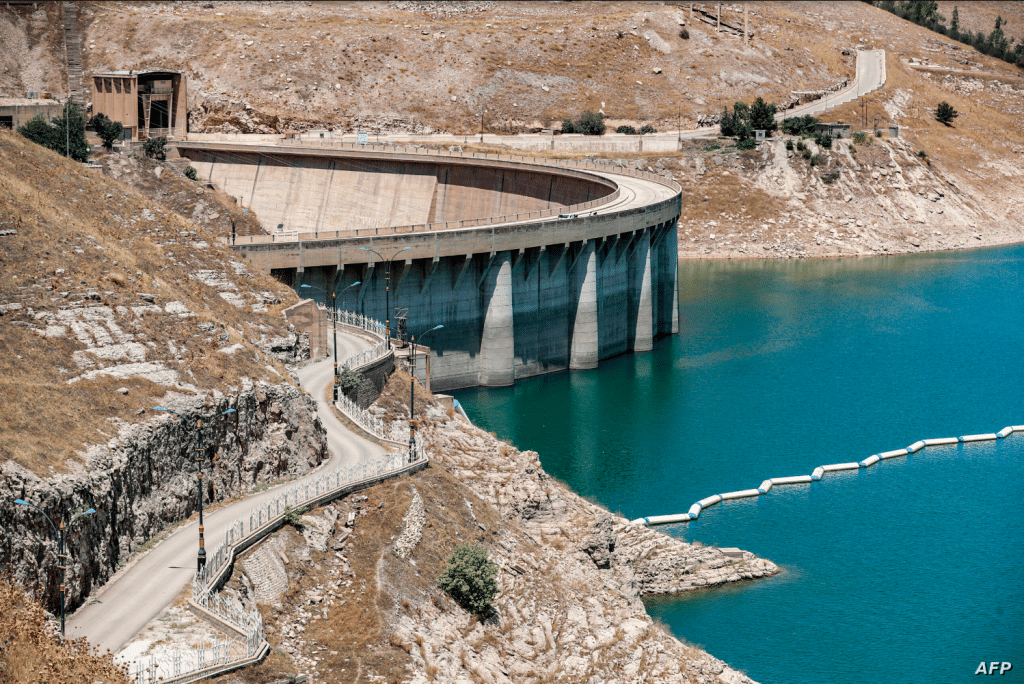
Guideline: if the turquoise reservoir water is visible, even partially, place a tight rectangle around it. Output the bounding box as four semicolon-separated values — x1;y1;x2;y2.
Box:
453;246;1024;684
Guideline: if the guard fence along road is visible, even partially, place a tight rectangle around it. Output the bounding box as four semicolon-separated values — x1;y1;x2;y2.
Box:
633;423;1023;526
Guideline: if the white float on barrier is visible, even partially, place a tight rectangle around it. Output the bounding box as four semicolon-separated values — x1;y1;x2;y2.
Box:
959;433;997;442
771;475;813;485
640;513;692;525
634;422;1017;526
720;489;761;500
821;463;860;472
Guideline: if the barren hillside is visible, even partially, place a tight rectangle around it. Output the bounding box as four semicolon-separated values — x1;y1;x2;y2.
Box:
0;131;302;474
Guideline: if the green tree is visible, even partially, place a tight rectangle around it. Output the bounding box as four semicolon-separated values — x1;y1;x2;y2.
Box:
615;125;637;134
437;544;499;615
52;100;90;162
88;113;124;151
17;100;89;161
950;6;960;35
561;118;575;134
17;114;60;151
748;97;778;135
574;111;606;136
144;136;167;160
639;124;657;134
935;101;959;125
718;107;737;136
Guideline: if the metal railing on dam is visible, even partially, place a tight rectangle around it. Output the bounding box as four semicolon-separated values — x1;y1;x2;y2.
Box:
176;141;683;392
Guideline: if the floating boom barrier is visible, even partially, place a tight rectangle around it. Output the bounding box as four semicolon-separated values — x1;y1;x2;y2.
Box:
633;424;1020;526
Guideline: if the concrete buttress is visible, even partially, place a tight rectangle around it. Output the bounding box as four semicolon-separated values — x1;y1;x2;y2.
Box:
478;251;515;386
570;240;599;369
630;230;654;352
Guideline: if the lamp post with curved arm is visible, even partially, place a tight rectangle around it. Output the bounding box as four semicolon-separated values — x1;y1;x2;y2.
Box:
359;246;411;348
153;406;236;571
300;281;361;400
225;208;248;245
409;324;443;462
13;500;96;638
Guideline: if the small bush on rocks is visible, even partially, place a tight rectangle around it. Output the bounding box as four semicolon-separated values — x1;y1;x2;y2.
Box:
810;153;825;167
616;125;637;135
639;124;657;134
852;131;868;144
821;170;840;184
875;129;883;137
437;544;499;615
736;138;757;151
679;28;690;39
802;147;812;160
184;166;198;181
785;140;794;151
144;136;167;160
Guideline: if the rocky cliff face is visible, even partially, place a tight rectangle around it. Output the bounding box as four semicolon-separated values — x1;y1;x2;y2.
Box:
0;380;327;615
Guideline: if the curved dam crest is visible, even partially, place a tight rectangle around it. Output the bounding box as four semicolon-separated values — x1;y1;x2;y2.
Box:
179;142;681;391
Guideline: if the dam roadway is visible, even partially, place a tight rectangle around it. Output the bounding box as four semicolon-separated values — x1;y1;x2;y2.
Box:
177;141;682;391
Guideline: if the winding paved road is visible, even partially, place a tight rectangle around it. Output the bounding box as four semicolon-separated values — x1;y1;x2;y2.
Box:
67;330;384;653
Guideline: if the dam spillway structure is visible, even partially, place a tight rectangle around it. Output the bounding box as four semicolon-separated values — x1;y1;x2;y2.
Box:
176;140;682;391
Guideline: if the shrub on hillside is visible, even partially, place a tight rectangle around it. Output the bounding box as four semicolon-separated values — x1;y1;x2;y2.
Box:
821;170;840;184
785;140;794;151
679;28;689;39
183;165;198;181
737;138;757;151
813;133;833;150
574;111;606;136
810;153;825;167
801;147;812;160
616;125;637;134
639;124;657;134
875;129;883;137
561;119;575;134
144;136;167;160
851;131;868;144
437;544;499;615
935;101;959;125
796;141;806;152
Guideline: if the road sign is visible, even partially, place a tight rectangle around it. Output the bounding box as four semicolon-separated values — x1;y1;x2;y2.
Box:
357;132;368;145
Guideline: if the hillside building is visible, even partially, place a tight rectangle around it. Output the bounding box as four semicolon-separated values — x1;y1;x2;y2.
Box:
0;96;63;131
91;70;187;141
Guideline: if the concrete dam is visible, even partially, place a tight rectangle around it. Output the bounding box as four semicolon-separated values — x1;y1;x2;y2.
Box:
177;141;682;391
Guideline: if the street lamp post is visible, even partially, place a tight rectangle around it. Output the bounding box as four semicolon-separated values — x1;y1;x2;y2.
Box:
154;406;236;571
409;324;443;463
13;500;96;638
226;208;249;245
301;281;359;400
360;247;411;348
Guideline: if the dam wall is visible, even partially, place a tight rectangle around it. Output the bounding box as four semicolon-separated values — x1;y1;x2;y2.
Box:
180;145;613;235
176;142;681;391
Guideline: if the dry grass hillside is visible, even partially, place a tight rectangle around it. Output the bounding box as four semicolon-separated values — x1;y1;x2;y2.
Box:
0;131;302;475
56;0;1019;134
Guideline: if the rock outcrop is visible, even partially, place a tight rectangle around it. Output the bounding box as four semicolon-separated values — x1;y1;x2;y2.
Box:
0;380;327;615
